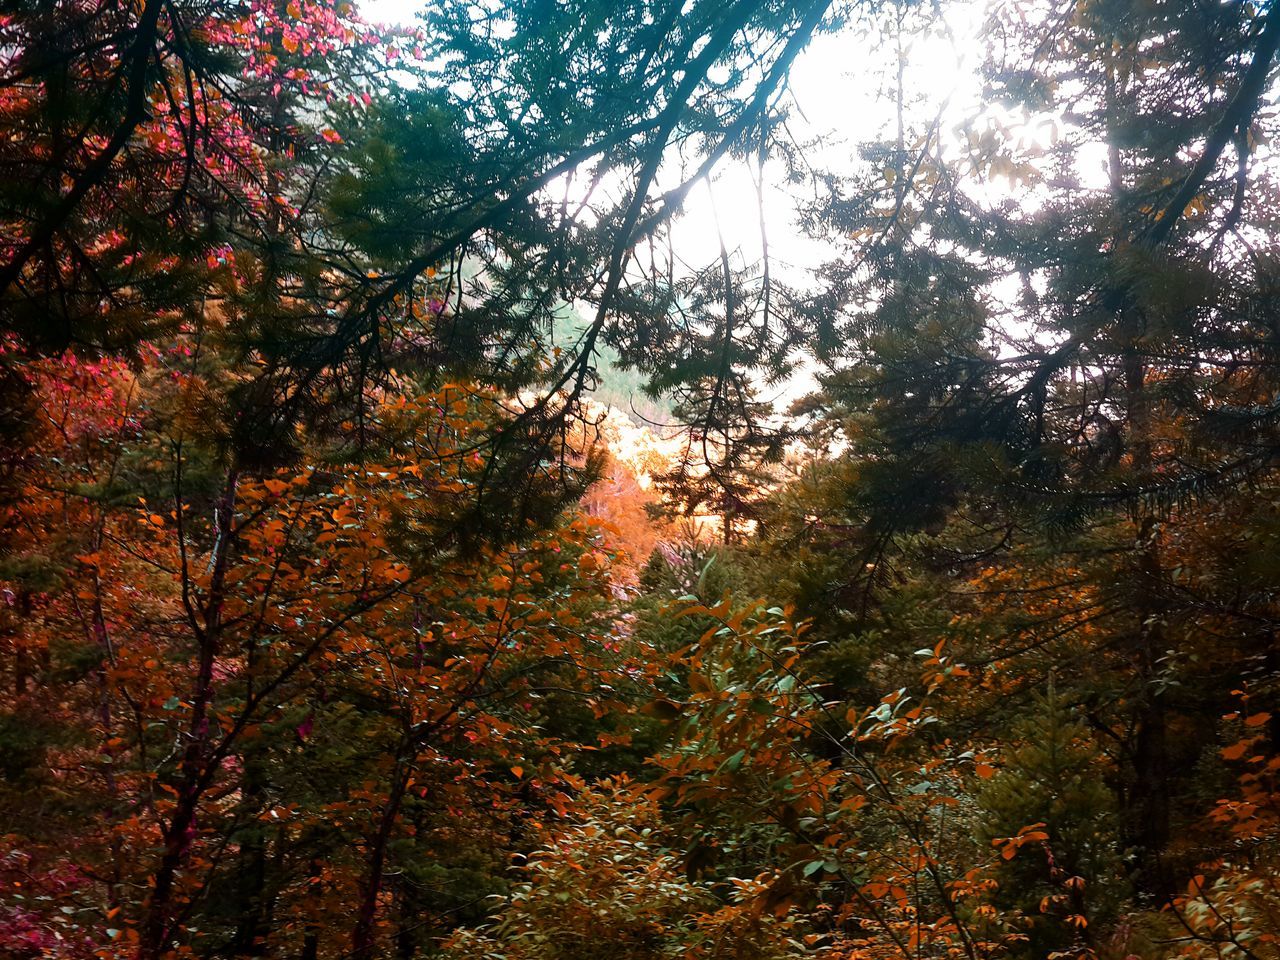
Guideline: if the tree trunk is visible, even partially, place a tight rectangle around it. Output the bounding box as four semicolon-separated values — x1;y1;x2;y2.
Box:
351;762;411;957
137;472;238;960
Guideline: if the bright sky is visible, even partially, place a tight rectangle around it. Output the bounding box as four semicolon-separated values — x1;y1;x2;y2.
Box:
682;6;986;279
355;0;1053;414
352;0;1280;436
357;0;988;281
352;0;999;420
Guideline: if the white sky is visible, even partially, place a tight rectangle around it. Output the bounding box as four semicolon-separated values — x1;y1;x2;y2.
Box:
353;0;999;415
353;0;1280;443
355;0;1126;415
357;0;989;280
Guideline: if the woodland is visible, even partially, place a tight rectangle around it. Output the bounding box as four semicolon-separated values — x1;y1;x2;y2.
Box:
2;0;1280;958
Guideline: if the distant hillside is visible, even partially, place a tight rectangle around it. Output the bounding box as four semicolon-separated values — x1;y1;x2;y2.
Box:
550;302;673;429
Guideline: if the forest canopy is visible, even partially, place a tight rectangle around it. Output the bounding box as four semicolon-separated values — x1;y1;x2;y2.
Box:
3;1;1280;959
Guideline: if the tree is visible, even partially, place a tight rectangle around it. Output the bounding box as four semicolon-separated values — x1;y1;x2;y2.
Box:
977;691;1125;958
0;339;636;958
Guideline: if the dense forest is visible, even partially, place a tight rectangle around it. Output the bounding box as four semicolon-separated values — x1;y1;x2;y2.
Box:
3;0;1280;958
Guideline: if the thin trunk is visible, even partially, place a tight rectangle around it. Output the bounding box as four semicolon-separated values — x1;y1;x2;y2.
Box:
1102;38;1173;903
352;762;411;957
138;472;238;960
12;590;32;694
1123;332;1172;902
297;847;324;960
227;753;270;957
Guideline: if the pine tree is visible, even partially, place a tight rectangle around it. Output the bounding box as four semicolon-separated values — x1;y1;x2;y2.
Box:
978;690;1126;959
